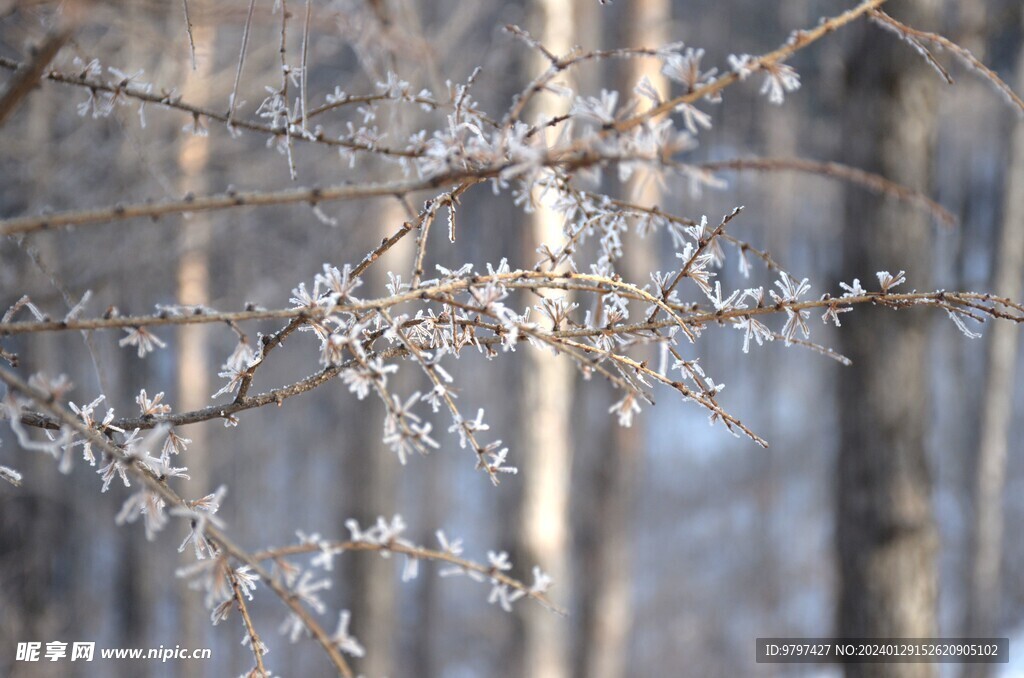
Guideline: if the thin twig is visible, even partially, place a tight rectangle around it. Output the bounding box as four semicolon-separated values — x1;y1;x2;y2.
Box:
697;157;957;226
228;0;257;123
255;539;565;615
181;0;197;70
300;0;312;133
871;8;1024;115
0;171;472;236
0;56;418;158
227;568;269;677
614;0;890;132
655;207;744;319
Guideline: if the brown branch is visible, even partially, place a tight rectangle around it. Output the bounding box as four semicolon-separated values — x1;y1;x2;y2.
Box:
613;0;890;132
871;8;1024;115
6;285;1019;463
234;181;477;400
0;171;472;237
227;568;269;677
0;146;654;238
651;207;743;324
181;0;197;70
0;367;354;678
0;57;419;158
595;195;787;273
0;0;895;248
254;539;565;615
228;0;257;124
4;272;1022;339
0;26;72;126
697;157;957;226
299;0;312;133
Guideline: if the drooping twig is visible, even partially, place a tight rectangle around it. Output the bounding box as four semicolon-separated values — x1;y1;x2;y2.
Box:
870;8;1024;115
228;0;257;123
697;157;957;226
181;0;197;70
299;0;313;135
613;0;891;134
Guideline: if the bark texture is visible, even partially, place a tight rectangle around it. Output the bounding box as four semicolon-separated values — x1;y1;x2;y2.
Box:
963;9;1024;675
836;2;942;676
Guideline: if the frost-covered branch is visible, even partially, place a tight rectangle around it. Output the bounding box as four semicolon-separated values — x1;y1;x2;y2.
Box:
614;0;890;132
253;526;564;615
870;8;1024;116
0;367;355;678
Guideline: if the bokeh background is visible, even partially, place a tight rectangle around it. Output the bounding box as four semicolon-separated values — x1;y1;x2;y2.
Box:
1;0;1022;676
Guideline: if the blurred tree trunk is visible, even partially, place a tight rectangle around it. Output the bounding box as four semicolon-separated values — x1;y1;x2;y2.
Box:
175;17;215;658
835;2;941;677
344;199;403;678
0;81;73;666
574;3;667;677
407;444;445;678
345;407;398;678
962;10;1024;675
517;1;578;677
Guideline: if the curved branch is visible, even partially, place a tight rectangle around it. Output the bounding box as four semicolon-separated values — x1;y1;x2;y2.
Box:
613;0;890;132
697;157;956;226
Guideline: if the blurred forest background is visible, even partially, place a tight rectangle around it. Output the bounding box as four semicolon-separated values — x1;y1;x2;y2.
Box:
1;0;1023;676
